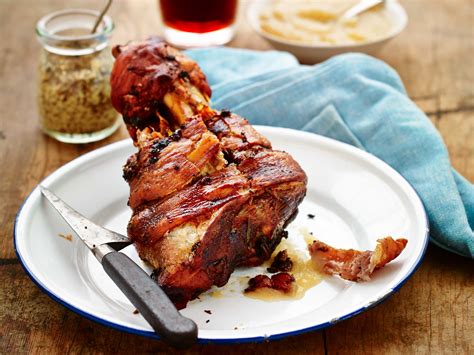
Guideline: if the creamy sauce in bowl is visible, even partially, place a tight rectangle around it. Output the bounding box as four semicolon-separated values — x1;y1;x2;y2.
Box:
258;0;395;46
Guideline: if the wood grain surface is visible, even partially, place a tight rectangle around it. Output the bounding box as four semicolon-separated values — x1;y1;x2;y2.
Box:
0;0;472;354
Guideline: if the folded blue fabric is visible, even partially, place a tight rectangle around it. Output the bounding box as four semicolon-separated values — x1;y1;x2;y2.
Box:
186;48;474;258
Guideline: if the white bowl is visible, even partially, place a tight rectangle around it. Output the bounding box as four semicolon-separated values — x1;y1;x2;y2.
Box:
247;0;408;63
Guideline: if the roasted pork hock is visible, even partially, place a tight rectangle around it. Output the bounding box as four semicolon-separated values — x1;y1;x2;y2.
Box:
110;37;307;309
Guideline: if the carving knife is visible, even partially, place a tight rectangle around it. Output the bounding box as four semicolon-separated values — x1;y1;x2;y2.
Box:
40;186;198;348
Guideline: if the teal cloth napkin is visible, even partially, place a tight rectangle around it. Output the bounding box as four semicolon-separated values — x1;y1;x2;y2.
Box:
186;48;474;258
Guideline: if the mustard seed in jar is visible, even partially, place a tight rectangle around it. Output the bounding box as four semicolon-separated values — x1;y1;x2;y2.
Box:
36;9;120;143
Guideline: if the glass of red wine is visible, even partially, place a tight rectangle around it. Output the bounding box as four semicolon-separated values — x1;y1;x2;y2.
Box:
159;0;238;47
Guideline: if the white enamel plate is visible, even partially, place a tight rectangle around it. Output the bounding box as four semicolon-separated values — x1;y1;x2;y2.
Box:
15;127;428;343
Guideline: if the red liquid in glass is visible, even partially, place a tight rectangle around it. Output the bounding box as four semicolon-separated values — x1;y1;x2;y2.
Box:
159;0;237;33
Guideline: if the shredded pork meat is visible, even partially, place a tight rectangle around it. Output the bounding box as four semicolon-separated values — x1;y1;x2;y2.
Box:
308;237;408;281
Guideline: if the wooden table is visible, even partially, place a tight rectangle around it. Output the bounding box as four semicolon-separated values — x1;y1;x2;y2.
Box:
1;1;472;353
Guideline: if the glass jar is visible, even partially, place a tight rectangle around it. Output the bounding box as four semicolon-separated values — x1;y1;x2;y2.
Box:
36;9;120;143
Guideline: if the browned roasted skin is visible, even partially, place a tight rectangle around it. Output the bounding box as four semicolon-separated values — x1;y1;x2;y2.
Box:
245;273;295;293
308;237;408;281
267;250;293;273
111;37;307;308
124;118;225;209
110;36;211;140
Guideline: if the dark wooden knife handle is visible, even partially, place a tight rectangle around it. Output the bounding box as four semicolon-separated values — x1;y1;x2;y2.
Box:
102;252;198;348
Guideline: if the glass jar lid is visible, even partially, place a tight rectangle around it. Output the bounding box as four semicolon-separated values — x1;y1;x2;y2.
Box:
36;9;114;56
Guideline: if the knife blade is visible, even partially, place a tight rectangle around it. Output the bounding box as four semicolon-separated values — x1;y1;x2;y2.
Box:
40;186;198;348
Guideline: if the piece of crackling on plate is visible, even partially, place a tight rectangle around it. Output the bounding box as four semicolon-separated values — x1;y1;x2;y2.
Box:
245;273;296;294
308;237;408;282
244;249;296;293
